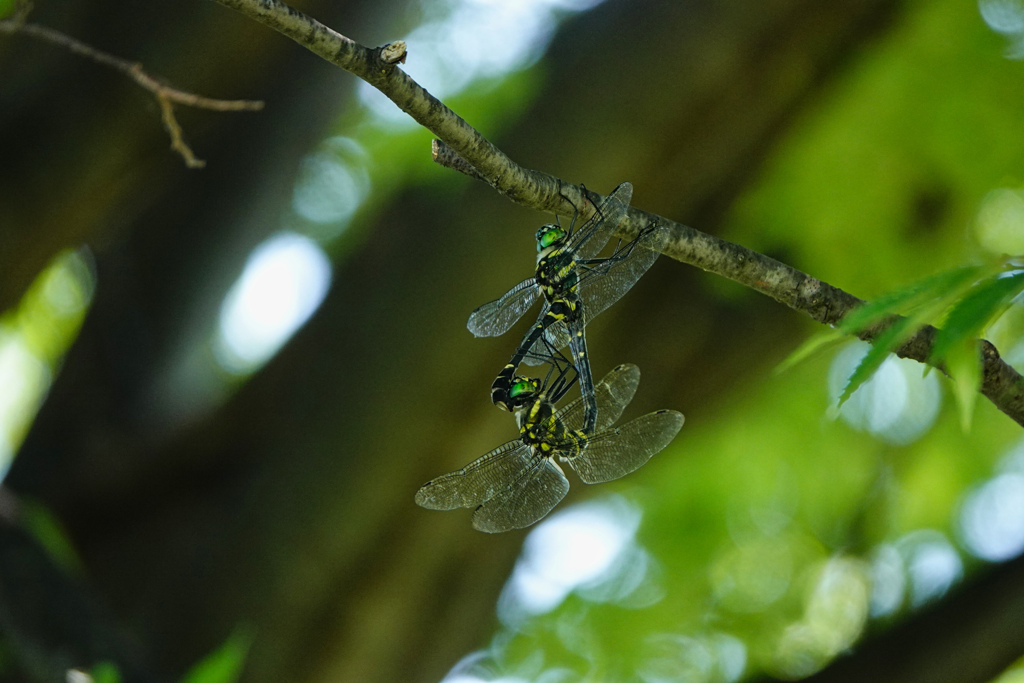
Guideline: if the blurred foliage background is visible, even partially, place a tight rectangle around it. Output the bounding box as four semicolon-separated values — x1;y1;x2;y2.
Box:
2;0;1024;681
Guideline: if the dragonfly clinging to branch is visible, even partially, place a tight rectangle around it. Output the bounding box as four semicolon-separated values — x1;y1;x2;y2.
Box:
469;182;670;433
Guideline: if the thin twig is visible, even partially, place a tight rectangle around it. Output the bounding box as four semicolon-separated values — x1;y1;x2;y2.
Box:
0;18;264;168
210;0;1024;426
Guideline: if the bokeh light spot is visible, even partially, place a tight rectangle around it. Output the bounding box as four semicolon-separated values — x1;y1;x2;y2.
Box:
896;530;963;607
975;187;1024;254
960;472;1024;561
292;137;371;234
828;341;942;445
359;0;603;125
772;557;870;678
499;496;642;624
979;0;1024;58
640;632;747;683
216;232;332;375
868;544;905;617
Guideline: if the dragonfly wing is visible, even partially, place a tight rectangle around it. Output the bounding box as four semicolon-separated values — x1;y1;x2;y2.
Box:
565;410;684;484
519;301;568;366
568;182;634;263
467;277;541;338
541;320;572;357
472;457;570;533
576;223;670;325
556;363;640;433
415;440;534;510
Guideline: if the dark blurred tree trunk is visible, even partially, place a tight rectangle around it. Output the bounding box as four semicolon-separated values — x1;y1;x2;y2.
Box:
3;0;907;681
766;552;1024;683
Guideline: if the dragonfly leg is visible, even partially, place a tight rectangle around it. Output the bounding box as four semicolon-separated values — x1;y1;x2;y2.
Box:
491;300;578;411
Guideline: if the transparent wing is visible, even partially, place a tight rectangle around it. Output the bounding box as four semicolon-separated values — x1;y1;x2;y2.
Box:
574;223;670;325
555;363;641;433
564;410;684;484
472;457;570;533
415;439;532;510
566;182;634;263
467;277;541;338
520;301;556;366
542;319;571;355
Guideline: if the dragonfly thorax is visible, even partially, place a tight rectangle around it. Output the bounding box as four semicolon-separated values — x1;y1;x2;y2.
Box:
535;250;578;299
515;396;551;431
519;405;561;445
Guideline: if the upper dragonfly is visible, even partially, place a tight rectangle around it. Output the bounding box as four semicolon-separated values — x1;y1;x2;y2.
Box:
468;182;670;434
414;362;684;533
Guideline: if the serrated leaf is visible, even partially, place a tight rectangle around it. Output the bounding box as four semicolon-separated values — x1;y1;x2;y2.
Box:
837;264;987;335
944;339;982;430
180;628;253;683
838;317;916;406
931;270;1024;364
781;263;1000;376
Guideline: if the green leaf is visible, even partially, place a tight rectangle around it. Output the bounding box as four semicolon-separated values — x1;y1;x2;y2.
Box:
0;0;16;20
931;270;1024;364
944;339;981;430
837;264;987;335
833;263;1012;404
838;317;916;406
180;627;253;683
778;265;989;375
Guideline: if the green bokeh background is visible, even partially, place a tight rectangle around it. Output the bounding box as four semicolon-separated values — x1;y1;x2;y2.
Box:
2;0;1024;681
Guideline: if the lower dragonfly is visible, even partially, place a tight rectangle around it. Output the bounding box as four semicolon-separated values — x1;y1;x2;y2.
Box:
415;363;684;533
470;183;670;434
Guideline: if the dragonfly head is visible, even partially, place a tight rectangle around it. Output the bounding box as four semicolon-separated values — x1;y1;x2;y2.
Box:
492;375;540;412
536;224;566;252
508;376;540;403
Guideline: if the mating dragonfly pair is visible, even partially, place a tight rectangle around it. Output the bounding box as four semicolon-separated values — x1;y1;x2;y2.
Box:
415;183;684;532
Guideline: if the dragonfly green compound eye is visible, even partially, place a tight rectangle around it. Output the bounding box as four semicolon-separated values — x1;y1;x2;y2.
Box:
536;225;565;251
510;378;538;398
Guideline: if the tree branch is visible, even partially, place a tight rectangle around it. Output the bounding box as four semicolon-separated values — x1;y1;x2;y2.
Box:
0;15;264;168
208;0;571;209
209;0;1024;427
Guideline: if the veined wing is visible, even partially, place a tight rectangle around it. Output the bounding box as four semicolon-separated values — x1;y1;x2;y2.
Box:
541;318;571;356
555;363;641;433
415;439;533;510
564;409;684;484
472;457;570;533
574;222;670;325
565;182;634;263
519;300;557;366
467;277;541;338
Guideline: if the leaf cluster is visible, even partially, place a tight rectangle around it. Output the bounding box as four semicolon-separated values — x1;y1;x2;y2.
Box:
783;258;1024;428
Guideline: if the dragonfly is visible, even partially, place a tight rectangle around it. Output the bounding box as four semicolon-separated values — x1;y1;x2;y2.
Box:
414;363;684;533
469;182;670;434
